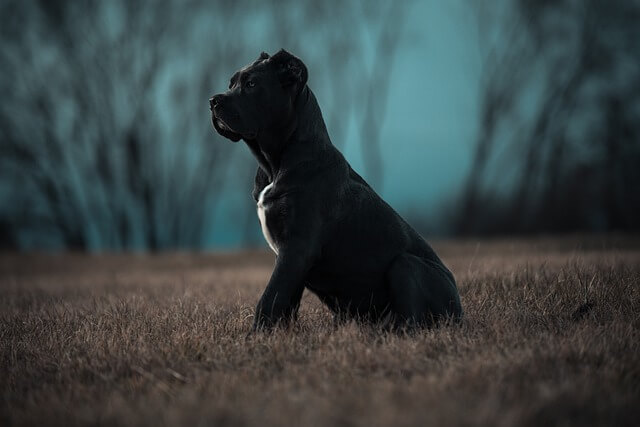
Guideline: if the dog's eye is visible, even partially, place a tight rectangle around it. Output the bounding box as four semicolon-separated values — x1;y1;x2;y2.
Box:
246;80;256;89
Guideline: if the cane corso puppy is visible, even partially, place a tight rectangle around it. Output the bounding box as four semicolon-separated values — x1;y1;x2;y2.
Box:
210;50;462;330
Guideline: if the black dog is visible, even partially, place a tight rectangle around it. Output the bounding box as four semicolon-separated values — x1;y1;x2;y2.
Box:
210;50;462;330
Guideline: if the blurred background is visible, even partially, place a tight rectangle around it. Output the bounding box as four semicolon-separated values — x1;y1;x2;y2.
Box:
1;0;638;251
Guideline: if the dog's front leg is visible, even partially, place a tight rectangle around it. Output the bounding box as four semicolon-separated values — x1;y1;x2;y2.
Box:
253;246;313;330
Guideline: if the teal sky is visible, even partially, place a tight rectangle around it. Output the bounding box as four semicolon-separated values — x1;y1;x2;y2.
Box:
360;1;481;217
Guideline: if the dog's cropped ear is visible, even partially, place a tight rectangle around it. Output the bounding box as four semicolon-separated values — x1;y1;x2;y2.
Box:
271;49;308;89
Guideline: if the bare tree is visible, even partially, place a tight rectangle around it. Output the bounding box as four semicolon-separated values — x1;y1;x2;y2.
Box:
456;0;640;234
1;0;240;249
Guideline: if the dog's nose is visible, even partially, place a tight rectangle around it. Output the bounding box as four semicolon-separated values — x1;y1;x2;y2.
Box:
209;95;223;110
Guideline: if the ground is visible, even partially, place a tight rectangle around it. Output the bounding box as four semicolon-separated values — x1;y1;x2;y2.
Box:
1;235;639;426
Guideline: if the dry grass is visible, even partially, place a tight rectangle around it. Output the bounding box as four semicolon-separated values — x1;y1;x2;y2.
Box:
1;235;639;426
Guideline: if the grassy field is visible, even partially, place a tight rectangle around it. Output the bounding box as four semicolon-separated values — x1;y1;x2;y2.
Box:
1;235;639;426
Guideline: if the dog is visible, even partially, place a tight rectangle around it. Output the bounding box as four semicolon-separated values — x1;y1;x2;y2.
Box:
210;49;462;330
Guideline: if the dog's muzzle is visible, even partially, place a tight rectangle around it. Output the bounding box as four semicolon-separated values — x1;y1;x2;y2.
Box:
209;95;222;111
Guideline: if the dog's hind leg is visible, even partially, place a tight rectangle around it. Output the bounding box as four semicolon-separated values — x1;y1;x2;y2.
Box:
386;253;462;329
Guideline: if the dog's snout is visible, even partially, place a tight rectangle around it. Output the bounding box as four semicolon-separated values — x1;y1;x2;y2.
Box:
209;95;224;110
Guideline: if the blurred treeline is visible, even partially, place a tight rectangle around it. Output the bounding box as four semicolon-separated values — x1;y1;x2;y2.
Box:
1;0;639;251
456;0;640;235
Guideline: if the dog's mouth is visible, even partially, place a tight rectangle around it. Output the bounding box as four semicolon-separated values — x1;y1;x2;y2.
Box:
212;114;257;142
211;114;241;142
215;118;233;132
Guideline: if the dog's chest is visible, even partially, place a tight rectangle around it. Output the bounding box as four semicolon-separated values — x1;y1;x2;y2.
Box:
257;182;279;254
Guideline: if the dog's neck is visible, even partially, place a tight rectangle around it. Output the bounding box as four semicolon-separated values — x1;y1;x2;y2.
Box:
244;86;332;182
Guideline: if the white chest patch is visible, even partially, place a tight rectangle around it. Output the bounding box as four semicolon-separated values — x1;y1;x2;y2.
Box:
257;182;278;254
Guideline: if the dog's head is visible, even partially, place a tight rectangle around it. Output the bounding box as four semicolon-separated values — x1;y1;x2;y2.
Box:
209;49;308;142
